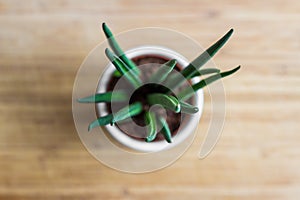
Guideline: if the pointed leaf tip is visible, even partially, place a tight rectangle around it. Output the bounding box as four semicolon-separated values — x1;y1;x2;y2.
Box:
102;23;112;38
149;59;177;83
170;59;177;65
168;28;236;89
147;93;180;113
104;47;110;55
145;111;157;142
105;48;115;61
224;29;234;39
158;117;172;143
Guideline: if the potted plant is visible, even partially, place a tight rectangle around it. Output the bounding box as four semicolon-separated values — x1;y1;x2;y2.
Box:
77;23;240;152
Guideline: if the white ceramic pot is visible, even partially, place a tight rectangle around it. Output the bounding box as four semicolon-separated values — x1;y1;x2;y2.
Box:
96;46;204;153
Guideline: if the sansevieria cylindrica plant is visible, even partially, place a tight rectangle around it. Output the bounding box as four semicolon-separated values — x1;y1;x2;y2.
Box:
78;23;240;143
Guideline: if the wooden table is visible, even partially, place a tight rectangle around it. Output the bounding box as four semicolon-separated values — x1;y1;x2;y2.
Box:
1;0;299;199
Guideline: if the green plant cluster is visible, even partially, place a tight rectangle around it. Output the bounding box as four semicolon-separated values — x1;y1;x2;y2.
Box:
78;23;240;143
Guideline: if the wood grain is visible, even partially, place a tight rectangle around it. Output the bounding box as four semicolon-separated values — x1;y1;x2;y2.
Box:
0;0;299;199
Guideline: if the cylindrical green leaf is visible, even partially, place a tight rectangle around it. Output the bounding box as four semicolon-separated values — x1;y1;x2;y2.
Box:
147;93;180;113
88;114;113;131
111;102;143;124
102;23;140;75
180;101;199;114
158;117;172;143
149;59;177;83
77;91;127;103
113;70;122;77
178;66;241;100
190;68;221;78
145;111;157;142
105;48;142;88
166;29;234;89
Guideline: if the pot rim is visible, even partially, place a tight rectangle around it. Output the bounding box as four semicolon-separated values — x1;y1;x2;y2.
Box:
96;45;204;153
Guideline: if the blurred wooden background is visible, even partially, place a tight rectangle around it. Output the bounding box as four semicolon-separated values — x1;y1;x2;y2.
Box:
0;0;299;199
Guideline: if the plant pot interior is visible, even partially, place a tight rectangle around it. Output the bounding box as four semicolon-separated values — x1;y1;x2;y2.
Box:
104;54;191;142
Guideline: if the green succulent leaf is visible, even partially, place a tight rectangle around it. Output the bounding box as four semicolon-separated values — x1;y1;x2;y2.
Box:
77;91;127;103
166;29;234;89
190;68;221;78
178;66;241;101
167;68;221;81
102;23;140;75
147;93;181;113
113;70;122;77
158;117;172;143
88;114;113;131
149;59;177;83
180;101;199;114
105;48;142;88
111;102;143;125
145;111;157;142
